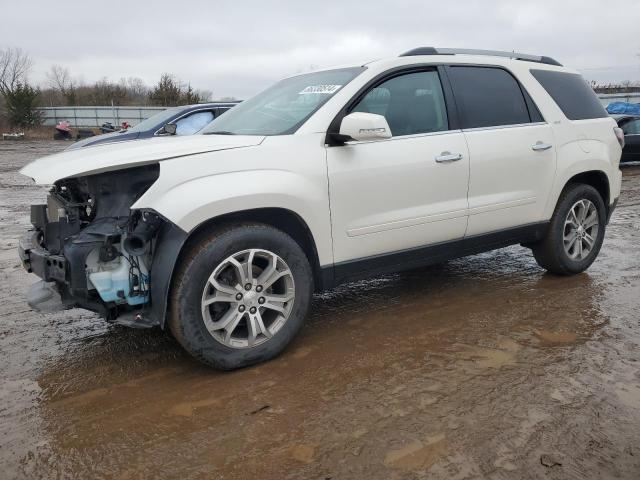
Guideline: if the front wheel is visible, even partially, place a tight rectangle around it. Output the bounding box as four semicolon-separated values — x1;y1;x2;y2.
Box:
169;223;313;370
532;183;606;275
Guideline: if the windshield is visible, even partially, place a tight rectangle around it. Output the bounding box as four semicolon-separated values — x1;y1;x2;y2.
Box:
201;67;364;136
127;107;181;133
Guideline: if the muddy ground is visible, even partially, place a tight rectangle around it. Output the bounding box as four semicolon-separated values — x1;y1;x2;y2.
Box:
0;141;639;480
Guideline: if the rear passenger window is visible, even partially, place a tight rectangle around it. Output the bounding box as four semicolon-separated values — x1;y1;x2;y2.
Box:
530;70;608;120
351;70;448;136
447;66;531;129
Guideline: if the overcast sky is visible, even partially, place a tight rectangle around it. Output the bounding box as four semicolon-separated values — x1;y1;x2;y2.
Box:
2;0;639;99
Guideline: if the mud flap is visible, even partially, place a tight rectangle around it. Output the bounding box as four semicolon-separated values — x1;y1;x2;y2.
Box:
26;281;66;313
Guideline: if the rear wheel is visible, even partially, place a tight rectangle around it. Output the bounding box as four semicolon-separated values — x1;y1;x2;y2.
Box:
532;183;606;275
169;223;313;370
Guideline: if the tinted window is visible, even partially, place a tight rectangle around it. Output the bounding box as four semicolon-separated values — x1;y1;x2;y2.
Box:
621;118;640;135
352;70;448;136
447;66;531;129
531;70;608;120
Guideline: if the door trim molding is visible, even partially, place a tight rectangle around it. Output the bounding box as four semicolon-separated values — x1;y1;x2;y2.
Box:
467;196;537;215
346;208;468;237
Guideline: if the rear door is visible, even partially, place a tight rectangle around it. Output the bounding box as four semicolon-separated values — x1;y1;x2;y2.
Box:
445;66;557;236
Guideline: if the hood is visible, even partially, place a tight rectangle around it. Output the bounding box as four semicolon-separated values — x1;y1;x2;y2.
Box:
65;130;135;150
21;134;265;184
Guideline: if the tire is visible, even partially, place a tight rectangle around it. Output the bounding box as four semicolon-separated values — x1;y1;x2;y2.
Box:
532;183;606;275
169;223;313;370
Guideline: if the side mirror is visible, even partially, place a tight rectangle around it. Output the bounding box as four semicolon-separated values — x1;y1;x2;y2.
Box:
338;112;392;142
162;122;177;135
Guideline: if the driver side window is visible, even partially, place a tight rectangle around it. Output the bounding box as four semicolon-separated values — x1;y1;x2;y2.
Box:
351;70;448;137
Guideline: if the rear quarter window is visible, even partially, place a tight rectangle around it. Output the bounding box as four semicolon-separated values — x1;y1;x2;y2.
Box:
530;70;607;120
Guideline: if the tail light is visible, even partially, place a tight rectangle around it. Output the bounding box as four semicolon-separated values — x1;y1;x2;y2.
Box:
614;127;625;149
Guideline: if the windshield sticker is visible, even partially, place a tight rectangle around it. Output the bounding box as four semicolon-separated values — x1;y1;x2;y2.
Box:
299;85;342;95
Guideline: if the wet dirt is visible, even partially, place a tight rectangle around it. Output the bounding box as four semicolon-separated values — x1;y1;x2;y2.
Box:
1;141;639;479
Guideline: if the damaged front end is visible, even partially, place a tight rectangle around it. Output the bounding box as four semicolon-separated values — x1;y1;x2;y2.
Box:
19;164;177;328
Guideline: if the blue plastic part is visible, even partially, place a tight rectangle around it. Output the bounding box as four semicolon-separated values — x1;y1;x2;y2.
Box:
89;259;150;306
607;102;640;115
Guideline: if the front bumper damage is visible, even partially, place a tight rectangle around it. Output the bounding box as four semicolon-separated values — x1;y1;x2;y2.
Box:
17;164;188;329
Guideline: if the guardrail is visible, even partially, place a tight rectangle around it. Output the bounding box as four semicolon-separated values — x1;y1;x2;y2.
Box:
39;106;167;128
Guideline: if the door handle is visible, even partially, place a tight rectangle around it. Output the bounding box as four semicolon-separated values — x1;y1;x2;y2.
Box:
532;141;553;151
435;152;463;163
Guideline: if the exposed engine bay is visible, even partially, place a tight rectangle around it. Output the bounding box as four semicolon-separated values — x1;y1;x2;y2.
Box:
19;164;166;326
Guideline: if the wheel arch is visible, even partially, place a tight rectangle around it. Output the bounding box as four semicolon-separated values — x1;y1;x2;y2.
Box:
565;170;610;206
546;168;613;222
155;207;328;330
184;207;324;289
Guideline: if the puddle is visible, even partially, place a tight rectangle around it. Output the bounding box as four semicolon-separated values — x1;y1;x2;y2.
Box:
2;143;640;479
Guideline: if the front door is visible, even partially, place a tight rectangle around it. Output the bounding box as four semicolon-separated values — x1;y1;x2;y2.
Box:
327;69;470;267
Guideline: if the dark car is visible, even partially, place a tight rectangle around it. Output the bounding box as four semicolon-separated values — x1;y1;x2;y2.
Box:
613;114;640;163
67;102;239;150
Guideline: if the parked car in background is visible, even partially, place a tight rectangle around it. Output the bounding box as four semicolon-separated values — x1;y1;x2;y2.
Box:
66;102;239;150
612;114;640;163
19;48;622;370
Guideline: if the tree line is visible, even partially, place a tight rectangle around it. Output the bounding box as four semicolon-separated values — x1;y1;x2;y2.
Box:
0;47;235;129
590;80;640;95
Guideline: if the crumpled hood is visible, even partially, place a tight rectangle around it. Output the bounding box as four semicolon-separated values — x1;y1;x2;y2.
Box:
20;134;265;184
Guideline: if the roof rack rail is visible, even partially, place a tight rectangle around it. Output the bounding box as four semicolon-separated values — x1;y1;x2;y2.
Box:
399;47;563;67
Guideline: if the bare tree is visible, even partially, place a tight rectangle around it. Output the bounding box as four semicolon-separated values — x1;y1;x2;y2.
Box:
46;64;77;105
0;47;32;96
119;76;149;104
87;77;128;105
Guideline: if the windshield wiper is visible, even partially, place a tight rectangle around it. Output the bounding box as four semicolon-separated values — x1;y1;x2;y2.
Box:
204;130;236;135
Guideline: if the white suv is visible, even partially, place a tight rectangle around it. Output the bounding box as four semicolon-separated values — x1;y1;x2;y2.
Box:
19;47;623;369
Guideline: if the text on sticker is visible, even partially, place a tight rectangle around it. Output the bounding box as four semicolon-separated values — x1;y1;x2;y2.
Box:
299;85;342;95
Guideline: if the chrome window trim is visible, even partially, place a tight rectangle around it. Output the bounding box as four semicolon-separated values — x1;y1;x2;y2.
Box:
342;128;463;146
461;121;548;133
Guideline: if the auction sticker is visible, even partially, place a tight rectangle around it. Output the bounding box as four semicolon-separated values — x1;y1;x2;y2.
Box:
299;85;342;94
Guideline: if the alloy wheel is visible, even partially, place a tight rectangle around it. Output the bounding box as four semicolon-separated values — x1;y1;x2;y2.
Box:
200;249;295;348
563;199;599;260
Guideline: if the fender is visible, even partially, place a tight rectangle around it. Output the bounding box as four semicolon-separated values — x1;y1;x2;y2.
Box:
542;139;617;220
134;168;331;263
136;167;334;328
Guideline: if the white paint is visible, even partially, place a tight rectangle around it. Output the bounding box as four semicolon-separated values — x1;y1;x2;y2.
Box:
21;52;623;269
